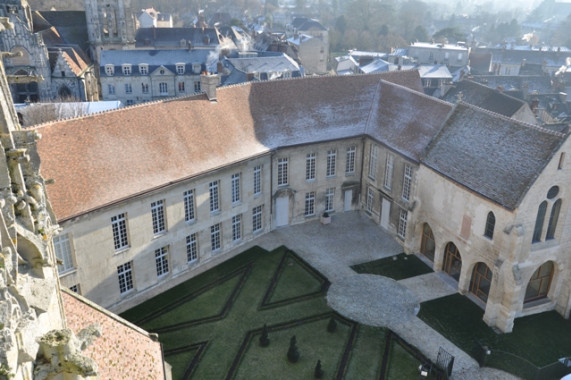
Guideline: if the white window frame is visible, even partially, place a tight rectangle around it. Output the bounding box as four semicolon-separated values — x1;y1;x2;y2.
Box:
209;181;220;213
253;165;262;195
105;64;114;76
178;81;185;93
369;144;378;180
111;213;129;251
346;146;356;174
186;233;198;263
184;189;195;222
194;81;201;92
53;233;74;274
252;205;263;232
192;63;201;74
122;64;132;75
277;158;288;186
141;83;149;93
125;83;132;94
231;173;241;204
304;192;315;216
306;153;316;181
325;188;335;213
366;187;374;212
117;261;133;294
398;208;408;239
384;153;394;191
211;223;221;251
151;200;166;235
326;149;336;177
402;164;412;201
159;82;168;95
155;246;169;277
139;64;148;75
232;214;242;241
176;63;185;75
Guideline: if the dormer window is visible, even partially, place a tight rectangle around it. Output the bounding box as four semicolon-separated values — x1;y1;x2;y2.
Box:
139;64;148;75
176;63;185;75
192;63;201;74
105;64;114;76
122;64;132;75
160;68;165;75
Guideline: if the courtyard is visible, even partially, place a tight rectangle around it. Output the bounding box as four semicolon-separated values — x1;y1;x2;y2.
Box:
121;212;569;379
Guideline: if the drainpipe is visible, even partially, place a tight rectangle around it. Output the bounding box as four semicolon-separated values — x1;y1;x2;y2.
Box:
270;150;275;229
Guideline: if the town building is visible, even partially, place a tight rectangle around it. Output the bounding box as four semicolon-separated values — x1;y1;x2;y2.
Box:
33;70;571;334
408;42;470;69
136;7;173;29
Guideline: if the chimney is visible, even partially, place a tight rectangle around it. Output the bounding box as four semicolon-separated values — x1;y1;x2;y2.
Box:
201;74;220;101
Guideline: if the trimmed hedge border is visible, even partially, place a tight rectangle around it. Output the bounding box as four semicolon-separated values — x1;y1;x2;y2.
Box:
225;312;358;380
164;341;209;380
260;249;330;310
144;264;252;333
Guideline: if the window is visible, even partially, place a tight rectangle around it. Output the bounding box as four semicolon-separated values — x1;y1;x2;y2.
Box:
108;84;115;95
209;181;220;212
178;81;185;92
533;186;562;243
192;63;202;74
210;223;221;251
546;199;561;240
232;214;242;241
126;99;134;106
384;153;394;190
304;192;315;216
151;200;166;235
186;233;198;263
470;262;492;302
533;201;547;243
366;187;374;212
141;83;149;93
159;82;168;94
558;152;565;169
111;213;129;250
184;189;195;222
231;173;241;204
326;150;336;177
397;208;407;239
194;81;201;92
443;242;462;281
176;64;185;74
253;205;263;232
402;164;412;201
117;261;133;294
420;223;435;261
524;261;554;303
306;153;316;180
105;65;114;76
122;65;132;75
484;212;495;239
369;145;378;180
139;64;148;75
53;233;74;274
155;246;169;277
325;188;335;212
69;284;80;294
277;158;288;186
253;165;262;195
125;83;132;94
346;146;356;174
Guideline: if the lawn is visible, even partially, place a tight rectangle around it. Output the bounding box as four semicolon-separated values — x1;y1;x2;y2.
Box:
121;246;436;379
418;294;571;379
351;252;433;280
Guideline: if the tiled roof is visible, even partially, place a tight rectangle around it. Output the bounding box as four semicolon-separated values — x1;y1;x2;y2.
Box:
62;290;165;379
441;80;527;117
35;71;440;221
422;102;566;210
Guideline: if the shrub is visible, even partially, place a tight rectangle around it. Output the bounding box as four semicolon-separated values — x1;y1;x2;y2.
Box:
287;335;300;363
259;324;270;347
314;359;324;378
327;317;337;333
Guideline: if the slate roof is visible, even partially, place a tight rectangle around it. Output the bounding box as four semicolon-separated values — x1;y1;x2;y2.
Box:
100;49;211;76
35;71;439;221
470;75;555;95
441;80;528;117
134;27;235;49
422;102;566;210
36;11;89;52
417;65;452;79
291;17;327;31
226;53;299;74
477;47;571;67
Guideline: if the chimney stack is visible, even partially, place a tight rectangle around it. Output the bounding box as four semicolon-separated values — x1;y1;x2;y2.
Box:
201;74;220;101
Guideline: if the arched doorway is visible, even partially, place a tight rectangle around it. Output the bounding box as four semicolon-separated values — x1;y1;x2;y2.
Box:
58;85;72;99
470;262;492;302
420;223;435;261
442;242;462;281
524;261;554;303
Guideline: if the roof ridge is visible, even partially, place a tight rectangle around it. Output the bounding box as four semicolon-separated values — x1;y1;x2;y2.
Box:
458;101;566;137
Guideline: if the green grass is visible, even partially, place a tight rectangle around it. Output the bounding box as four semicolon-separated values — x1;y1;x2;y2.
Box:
121;246;439;379
351;253;433;280
418;294;571;378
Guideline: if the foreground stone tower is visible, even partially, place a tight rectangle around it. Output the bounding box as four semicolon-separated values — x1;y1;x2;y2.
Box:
84;0;136;62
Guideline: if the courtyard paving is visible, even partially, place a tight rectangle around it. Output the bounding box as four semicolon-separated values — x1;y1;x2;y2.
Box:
247;211;520;380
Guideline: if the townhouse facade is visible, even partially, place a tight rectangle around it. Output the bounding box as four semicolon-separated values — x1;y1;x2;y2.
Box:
34;72;571;332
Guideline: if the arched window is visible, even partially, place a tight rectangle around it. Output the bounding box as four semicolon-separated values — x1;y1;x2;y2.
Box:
532;201;547;243
524;261;554;303
546;199;561;240
470;262;492;302
484;212;495;239
443;242;462;281
58;85;72;99
420;223;435;261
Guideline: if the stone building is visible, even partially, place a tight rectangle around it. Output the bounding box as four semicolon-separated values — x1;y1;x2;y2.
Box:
0;16;168;380
34;70;571;333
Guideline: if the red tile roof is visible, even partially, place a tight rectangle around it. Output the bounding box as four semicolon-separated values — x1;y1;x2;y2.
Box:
35;72;449;221
62;290;165;379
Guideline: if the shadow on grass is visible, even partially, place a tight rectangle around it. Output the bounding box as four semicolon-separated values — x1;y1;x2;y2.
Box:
418;294;571;379
351;253;433;280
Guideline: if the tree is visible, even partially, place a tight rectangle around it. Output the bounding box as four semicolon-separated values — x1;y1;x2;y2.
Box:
287;335;300;363
314;359;324;378
327;317;337;333
412;25;429;42
259;324;270;347
432;27;466;43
